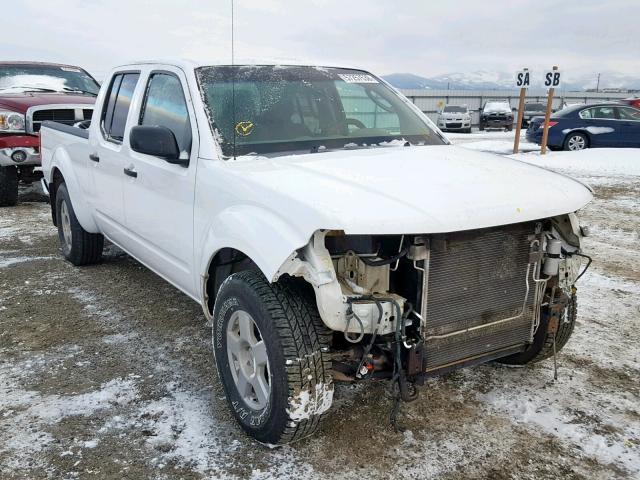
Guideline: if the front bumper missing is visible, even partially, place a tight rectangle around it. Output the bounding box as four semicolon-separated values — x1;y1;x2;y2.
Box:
419;223;542;372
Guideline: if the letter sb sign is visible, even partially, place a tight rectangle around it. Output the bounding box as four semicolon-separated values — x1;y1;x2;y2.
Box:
544;70;562;88
515;70;531;89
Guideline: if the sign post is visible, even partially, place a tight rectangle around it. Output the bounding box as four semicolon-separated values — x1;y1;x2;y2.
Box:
540;66;561;155
513;68;530;153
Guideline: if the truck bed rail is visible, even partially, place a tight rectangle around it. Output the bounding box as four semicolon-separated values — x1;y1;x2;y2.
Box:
41;120;90;139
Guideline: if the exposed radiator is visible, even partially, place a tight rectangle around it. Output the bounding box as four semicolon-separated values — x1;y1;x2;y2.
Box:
421;222;539;372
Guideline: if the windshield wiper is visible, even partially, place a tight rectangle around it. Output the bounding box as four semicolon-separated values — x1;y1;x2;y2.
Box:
61;87;98;97
0;86;58;93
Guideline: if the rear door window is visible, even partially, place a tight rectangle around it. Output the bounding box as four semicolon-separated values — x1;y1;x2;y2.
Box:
140;72;192;155
101;72;140;142
580;106;616;120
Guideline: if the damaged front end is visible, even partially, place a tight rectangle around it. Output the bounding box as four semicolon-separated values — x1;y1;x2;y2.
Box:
275;214;590;400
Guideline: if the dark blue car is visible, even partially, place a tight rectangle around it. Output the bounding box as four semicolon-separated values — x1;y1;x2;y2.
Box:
526;103;640;151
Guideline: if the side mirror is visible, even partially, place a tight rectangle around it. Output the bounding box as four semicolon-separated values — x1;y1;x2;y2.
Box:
129;125;186;165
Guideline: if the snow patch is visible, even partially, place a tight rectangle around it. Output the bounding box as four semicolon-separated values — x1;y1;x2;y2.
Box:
562;127;615;135
287;382;334;421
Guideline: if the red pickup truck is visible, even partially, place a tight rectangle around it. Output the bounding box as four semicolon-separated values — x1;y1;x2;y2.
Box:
0;61;99;206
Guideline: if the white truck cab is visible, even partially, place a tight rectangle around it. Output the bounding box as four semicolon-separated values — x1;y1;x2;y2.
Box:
40;60;593;444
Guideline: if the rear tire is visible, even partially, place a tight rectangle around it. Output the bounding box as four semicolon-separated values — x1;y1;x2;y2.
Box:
564;132;588;151
55;183;104;265
498;294;577;365
0;166;18;207
479;124;485;131
213;271;333;445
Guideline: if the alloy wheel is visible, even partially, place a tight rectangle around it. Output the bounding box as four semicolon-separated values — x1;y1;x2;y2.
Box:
226;309;271;410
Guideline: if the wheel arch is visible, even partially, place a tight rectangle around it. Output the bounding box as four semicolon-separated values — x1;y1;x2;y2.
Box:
47;147;99;233
197;205;315;317
203;247;260;316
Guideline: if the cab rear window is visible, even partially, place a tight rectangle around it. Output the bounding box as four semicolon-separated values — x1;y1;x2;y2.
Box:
101;72;140;143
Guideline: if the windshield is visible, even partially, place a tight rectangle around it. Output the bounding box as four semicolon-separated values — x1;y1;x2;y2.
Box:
196;66;446;157
443;106;467;113
525;103;545;111
483;102;511;113
0;64;99;95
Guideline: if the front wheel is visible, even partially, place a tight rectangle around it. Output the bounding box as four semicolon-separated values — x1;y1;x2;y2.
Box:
564;132;588;151
213;271;333;445
498;294;577;365
55;183;104;265
0;166;18;207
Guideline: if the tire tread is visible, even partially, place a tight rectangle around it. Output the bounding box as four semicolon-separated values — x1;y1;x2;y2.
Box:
0;166;19;207
221;271;332;444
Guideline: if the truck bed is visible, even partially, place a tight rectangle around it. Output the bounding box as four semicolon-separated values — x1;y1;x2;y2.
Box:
40;121;91;188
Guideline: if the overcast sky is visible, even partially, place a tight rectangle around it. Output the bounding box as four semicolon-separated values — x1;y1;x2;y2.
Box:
3;0;638;81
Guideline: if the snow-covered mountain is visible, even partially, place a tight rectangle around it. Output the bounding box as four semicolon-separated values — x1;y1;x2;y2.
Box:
384;70;640;92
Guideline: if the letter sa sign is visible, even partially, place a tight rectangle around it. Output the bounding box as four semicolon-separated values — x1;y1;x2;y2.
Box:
515;70;531;89
544;70;562;88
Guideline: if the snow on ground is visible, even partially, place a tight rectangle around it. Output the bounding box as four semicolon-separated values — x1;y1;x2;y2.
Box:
512;147;640;178
0;131;639;479
446;129;540;154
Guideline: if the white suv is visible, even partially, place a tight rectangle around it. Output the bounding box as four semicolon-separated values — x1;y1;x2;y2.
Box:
437;105;471;133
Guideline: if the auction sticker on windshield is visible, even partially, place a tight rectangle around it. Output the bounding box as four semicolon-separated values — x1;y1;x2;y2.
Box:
338;73;378;83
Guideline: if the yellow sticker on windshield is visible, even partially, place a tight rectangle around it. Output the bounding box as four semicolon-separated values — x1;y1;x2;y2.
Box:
235;121;254;136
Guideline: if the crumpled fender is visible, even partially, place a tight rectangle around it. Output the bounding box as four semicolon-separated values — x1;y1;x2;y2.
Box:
197;203;313;292
47;146;99;233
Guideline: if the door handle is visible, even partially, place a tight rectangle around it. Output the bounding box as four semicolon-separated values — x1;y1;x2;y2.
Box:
123;167;138;178
89;153;100;162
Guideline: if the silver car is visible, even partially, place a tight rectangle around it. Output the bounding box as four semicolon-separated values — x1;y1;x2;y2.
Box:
437;105;472;133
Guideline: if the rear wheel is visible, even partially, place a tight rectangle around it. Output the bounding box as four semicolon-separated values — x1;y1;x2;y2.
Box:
564;132;588;151
55;183;104;265
0;166;18;207
498;294;577;365
213;271;333;445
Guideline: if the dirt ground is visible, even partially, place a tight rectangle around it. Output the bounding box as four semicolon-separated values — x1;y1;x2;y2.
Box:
1;142;639;479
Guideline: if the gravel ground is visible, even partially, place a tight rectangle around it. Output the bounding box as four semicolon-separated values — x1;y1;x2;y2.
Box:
1;137;639;479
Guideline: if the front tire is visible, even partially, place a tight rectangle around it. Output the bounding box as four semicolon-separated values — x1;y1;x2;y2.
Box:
498;294;577;365
213;271;333;445
0;166;18;207
55;183;104;265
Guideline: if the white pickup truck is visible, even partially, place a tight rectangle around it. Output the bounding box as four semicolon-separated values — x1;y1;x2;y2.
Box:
40;60;593;444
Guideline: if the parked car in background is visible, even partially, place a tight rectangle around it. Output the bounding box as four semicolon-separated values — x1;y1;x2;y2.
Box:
526;103;640;151
480;101;513;131
41;60;592;445
437;105;471;133
521;102;546;127
0;61;98;206
621;97;640;109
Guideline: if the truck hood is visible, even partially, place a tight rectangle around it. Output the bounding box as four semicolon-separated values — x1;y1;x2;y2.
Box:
0;93;95;113
223;145;593;235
